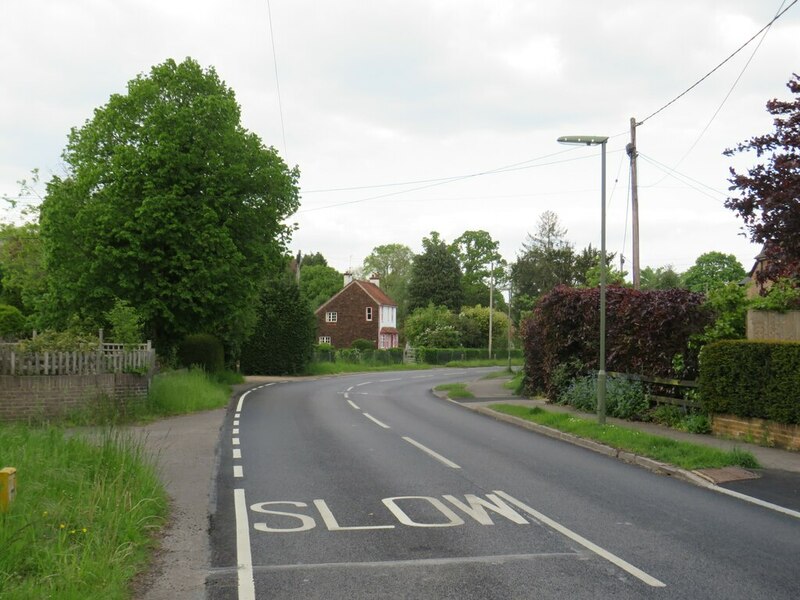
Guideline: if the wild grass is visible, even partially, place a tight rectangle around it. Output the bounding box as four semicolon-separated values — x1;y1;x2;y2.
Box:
145;368;231;416
480;368;517;380
489;404;760;470
0;425;168;599
434;383;475;399
503;370;525;394
303;362;431;376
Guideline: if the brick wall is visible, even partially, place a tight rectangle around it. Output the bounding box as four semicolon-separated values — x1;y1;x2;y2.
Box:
316;284;379;348
0;373;149;421
712;414;800;451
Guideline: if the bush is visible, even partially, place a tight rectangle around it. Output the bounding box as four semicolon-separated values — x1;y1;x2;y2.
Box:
17;329;100;352
700;340;800;424
105;298;143;344
558;374;649;420
350;338;376;350
523;286;711;398
178;333;225;373
0;304;26;338
240;275;315;375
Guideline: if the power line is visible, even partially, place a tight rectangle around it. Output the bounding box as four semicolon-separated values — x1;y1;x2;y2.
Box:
637;0;797;127
298;148;626;213
266;0;288;158
638;153;726;203
646;0;787;188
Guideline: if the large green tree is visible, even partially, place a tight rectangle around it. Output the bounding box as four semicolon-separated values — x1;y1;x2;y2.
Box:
362;243;414;320
640;265;683;290
407;232;463;312
681;252;746;293
0;223;46;317
450;230;507;309
724;73;800;282
299;263;342;309
39;58;300;354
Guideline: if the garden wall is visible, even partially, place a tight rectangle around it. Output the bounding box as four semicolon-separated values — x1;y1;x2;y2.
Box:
747;309;800;342
0;373;149;421
712;414;800;451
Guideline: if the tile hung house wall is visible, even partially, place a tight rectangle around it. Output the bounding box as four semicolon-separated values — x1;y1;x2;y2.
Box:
315;274;399;349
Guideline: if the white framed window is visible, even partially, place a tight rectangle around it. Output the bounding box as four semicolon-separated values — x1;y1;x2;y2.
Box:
366;306;373;321
326;311;337;323
319;336;331;344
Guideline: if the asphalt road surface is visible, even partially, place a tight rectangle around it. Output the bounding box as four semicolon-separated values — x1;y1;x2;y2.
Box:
208;369;800;599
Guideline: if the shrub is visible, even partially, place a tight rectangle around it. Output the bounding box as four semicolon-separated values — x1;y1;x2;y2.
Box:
351;338;376;350
700;340;800;424
105;298;144;344
178;333;225;373
558;374;648;420
240;275;315;375
17;329;100;352
523;286;711;398
0;304;26;338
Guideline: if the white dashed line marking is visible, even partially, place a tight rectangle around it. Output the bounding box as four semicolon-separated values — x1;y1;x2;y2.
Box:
233;420;240;426
233;428;240;434
234;465;244;478
347;399;361;410
362;413;391;429
402;437;461;469
233;438;240;446
233;448;242;459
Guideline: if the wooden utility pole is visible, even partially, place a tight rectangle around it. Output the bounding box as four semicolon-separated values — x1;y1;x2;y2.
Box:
626;117;641;289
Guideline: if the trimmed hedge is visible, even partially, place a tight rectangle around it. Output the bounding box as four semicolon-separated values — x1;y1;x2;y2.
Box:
523;286;711;399
699;340;800;424
416;347;524;365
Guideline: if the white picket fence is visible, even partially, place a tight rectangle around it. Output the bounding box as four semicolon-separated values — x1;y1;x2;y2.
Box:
0;342;154;376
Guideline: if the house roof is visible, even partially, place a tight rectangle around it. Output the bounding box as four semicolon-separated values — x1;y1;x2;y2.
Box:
356;280;396;307
315;279;398;314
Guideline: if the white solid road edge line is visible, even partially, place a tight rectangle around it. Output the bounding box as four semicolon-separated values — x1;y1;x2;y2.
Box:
234;489;256;600
402;436;461;469
494;491;666;588
362;413;391;429
236;382;276;412
710;484;800;520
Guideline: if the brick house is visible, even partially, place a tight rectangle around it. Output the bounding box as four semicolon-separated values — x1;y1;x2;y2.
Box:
315;273;399;349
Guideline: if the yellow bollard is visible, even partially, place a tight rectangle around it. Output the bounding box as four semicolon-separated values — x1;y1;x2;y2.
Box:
0;467;17;512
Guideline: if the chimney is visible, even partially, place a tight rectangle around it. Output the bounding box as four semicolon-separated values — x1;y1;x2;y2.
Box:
343;271;353;287
369;272;380;288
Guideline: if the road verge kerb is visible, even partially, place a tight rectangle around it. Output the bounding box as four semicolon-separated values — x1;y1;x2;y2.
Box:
435;392;716;490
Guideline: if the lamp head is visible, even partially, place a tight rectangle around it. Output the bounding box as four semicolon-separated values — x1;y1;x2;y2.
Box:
557;135;609;146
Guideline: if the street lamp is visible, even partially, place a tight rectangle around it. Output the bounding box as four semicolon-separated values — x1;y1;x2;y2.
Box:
557;135;608;424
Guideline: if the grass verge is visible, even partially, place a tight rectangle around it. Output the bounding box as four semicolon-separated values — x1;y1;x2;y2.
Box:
0;425;168;599
303;362;431;376
434;383;475;399
489;404;760;470
445;359;524;368
145;368;232;416
480;368;516;380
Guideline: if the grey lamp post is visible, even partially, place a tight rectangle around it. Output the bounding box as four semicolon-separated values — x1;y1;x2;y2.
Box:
556;135;608;424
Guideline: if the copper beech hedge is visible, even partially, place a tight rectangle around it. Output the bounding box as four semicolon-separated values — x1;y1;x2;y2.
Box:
522;286;712;399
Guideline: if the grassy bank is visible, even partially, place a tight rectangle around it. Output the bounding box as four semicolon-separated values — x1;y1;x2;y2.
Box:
490;404;759;470
434;383;474;399
303;362;431;376
445;359;524;368
0;426;168;599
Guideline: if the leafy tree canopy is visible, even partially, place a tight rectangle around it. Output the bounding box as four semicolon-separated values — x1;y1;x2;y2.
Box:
511;211;575;302
681;251;746;293
407;232;463;312
640;265;683;290
724;73;800;282
458;305;509;349
299;263;342;309
299;251;328;267
404;303;461;348
38;58;300;355
362;243;414;320
0;222;46;317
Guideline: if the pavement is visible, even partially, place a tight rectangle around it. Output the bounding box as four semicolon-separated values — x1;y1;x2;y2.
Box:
131;372;800;599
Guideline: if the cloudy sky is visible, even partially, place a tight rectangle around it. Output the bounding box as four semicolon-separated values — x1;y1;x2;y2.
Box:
2;0;799;278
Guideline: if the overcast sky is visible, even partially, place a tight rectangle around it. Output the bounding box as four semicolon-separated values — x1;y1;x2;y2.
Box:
2;1;799;278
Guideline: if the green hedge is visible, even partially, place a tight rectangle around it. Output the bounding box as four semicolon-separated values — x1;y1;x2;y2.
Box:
699;340;800;424
416;347;524;365
178;333;224;373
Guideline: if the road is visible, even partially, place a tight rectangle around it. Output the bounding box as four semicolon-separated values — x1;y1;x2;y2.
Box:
207;369;800;599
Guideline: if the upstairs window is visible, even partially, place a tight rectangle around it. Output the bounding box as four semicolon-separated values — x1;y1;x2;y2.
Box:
326;311;337;323
366;306;373;321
